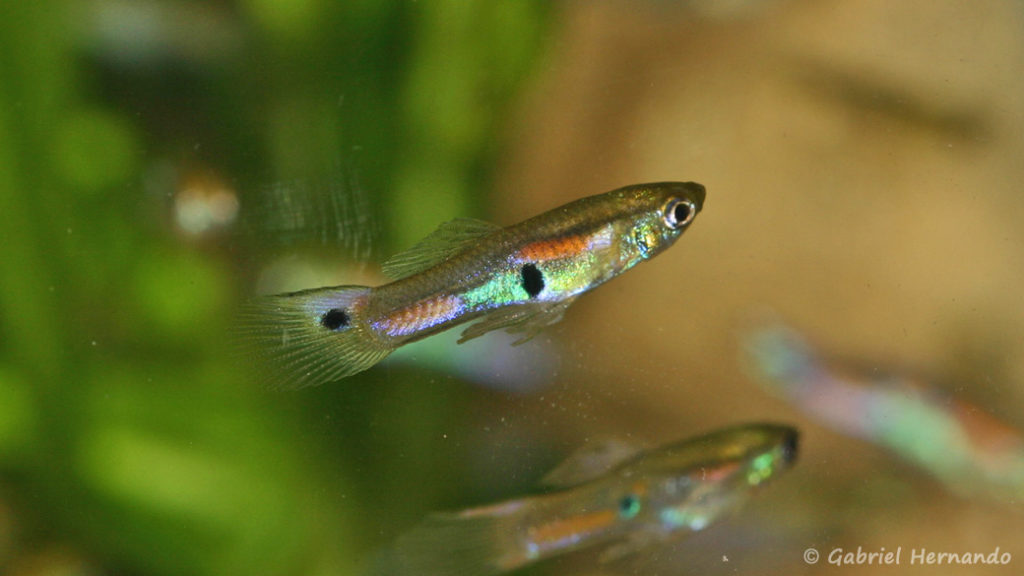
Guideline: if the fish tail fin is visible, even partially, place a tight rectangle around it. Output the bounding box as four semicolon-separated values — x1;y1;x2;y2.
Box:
236;285;392;389
369;503;527;576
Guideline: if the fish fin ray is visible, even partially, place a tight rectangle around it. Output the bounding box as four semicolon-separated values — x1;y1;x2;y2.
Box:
540;438;643;488
235;286;392;389
381;218;500;280
369;505;526;576
599;530;664;564
457;297;577;345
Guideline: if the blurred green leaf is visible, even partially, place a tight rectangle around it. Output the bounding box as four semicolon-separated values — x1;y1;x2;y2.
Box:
0;1;551;575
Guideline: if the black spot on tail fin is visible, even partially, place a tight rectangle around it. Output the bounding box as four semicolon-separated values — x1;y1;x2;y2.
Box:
320;308;350;330
235;285;392;389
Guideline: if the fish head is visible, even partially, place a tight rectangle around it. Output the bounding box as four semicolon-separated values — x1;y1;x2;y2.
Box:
614;423;798;534
611;181;705;267
743;323;821;392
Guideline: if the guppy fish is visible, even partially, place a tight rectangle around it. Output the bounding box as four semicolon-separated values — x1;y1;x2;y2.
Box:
370;423;798;576
240;181;705;388
744;322;1024;502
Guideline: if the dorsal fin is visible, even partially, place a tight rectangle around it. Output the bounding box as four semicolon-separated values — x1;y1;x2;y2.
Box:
381;218;500;280
540;438;642;488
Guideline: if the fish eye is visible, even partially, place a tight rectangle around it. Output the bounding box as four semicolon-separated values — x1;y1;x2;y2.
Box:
663;198;696;230
618;494;641;519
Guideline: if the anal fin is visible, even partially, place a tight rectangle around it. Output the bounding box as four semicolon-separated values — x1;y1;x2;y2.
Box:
599;530;665;564
457;297;577;345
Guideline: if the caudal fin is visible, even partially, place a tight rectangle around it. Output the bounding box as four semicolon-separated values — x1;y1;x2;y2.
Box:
369;503;527;576
236;285;392;389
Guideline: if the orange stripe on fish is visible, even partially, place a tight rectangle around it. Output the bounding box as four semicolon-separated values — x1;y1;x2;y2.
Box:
702;460;742;483
951;398;1024;456
374;294;465;337
515;235;592;263
527;509;617;550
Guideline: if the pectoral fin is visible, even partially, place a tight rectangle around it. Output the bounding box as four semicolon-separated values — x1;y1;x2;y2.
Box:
599;530;666;564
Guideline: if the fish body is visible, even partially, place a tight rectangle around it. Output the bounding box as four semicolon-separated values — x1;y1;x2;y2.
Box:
240;182;705;388
371;423;798;576
744;323;1024;501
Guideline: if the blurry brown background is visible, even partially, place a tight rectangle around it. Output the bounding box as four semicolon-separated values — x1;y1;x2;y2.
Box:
3;1;1023;575
480;0;1024;574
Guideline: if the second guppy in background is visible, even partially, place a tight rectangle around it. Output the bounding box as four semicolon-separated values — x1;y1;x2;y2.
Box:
370;423;798;576
240;181;705;388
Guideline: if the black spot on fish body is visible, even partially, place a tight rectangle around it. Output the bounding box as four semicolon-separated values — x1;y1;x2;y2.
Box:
521;263;544;298
321;308;350;331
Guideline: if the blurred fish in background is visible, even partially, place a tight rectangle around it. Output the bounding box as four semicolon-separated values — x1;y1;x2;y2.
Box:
372;423;798;576
744;322;1024;503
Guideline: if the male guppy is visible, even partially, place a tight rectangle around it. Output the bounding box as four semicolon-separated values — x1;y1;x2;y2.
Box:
371;423;798;576
240;181;705;388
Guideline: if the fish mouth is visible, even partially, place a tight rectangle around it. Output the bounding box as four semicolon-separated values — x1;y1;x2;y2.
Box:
780;429;800;465
680;181;706;211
